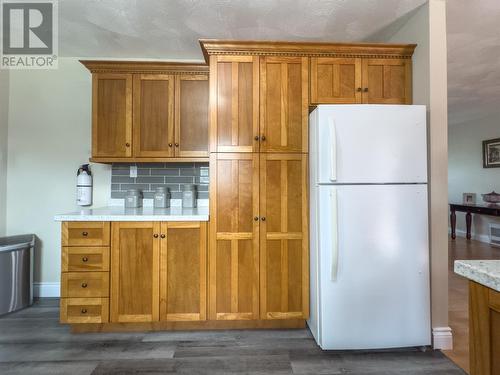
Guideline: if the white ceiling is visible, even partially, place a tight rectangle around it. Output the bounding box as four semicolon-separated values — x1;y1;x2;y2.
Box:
58;0;498;127
59;0;426;59
447;0;500;126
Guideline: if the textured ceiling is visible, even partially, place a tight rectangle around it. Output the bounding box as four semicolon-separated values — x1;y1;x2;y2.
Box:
447;0;500;126
59;0;426;60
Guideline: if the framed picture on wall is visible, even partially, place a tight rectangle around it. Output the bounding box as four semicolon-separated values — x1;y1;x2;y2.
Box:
483;138;500;168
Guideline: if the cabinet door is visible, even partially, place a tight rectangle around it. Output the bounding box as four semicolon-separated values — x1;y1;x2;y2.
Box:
175;75;209;157
209;153;259;320
260;56;309;153
310;57;362;104
92;73;132;158
260;154;309;320
362;59;412;104
133;74;175;157
209;55;259;153
110;222;160;322
159;222;207;321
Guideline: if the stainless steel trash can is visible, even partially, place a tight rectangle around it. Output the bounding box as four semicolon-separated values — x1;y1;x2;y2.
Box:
0;234;34;315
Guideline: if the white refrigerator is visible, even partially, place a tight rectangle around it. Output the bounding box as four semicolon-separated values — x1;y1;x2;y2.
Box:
308;105;431;350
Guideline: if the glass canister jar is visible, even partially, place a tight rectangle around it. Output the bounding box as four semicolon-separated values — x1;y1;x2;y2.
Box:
154;186;171;208
182;184;197;208
125;189;143;208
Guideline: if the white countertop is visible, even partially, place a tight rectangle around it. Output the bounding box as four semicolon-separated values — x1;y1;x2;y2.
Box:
54;206;209;222
454;260;500;292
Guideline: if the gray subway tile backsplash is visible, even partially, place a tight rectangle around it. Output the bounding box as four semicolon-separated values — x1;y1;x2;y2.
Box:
111;162;209;200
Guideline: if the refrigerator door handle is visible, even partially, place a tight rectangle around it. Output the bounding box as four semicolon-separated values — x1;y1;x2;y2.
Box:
329;118;337;181
330;188;339;281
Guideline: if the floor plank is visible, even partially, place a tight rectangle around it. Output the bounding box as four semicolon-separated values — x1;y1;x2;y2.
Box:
0;297;467;374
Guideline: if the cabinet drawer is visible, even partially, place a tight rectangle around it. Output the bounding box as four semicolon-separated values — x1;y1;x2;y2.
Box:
61;272;109;298
62;222;110;246
62;247;110;272
60;298;109;323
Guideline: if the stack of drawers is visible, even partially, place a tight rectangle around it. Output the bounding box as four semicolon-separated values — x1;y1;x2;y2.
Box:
60;222;110;323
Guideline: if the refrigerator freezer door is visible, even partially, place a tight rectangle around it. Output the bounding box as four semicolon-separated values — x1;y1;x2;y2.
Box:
315;105;428;184
317;184;431;349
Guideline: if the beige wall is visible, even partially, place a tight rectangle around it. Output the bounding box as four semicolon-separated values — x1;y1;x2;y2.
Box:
6;58;111;285
374;0;450;334
0;70;9;236
449;114;500;240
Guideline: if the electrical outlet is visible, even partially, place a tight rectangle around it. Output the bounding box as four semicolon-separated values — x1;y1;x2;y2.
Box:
130;165;137;178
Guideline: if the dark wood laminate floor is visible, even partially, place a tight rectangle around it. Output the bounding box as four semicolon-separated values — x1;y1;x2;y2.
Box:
0;299;466;375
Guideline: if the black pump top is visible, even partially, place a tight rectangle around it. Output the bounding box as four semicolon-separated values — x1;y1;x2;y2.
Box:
77;164;91;176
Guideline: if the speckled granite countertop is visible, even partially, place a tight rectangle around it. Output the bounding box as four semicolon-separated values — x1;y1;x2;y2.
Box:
454;260;500;292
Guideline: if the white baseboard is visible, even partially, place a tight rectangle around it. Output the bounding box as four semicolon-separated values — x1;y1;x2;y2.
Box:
432;327;453;350
33;282;60;298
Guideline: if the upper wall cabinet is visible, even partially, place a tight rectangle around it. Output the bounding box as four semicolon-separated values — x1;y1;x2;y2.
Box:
361;58;412;104
133;74;175;158
175;75;209;157
310;57;362;104
92;73;133;158
200;39;416;112
260;56;309;153
81;61;209;162
209;55;259;153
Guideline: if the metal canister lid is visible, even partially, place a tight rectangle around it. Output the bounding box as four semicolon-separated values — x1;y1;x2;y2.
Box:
182;184;197;191
126;189;142;196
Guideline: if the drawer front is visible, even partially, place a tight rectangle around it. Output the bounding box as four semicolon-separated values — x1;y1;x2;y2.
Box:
61;272;109;298
62;247;110;272
62;222;110;246
60;298;109;323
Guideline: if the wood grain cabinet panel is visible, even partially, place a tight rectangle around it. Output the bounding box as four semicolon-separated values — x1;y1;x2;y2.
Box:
209;153;260;320
62;247;110;272
175;75;209;157
61;272;109;298
133;74;175;157
260;56;309;153
310;57;362;104
209;55;259;153
60;298;109;324
92;73;132;158
469;281;500;375
259;154;309;320
110;222;160;323
62;222;110;247
160;222;207;321
362;58;412;104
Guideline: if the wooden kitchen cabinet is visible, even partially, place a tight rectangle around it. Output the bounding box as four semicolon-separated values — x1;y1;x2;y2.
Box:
310;57;362;104
209;153;260;320
82;61;209;163
133;74;175;157
110;222;160;323
361;58;412;104
91;73;133;158
159;222;207;321
209;55;259;153
259;154;309;319
260;56;309;153
175;75;209;157
310;57;412;105
469;281;500;375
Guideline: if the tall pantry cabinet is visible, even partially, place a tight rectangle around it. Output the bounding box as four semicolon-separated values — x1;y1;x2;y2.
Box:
204;41;310;322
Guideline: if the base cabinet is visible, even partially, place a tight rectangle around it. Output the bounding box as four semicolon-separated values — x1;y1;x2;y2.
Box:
160;222;207;321
469;281;500;375
110;222;160;323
